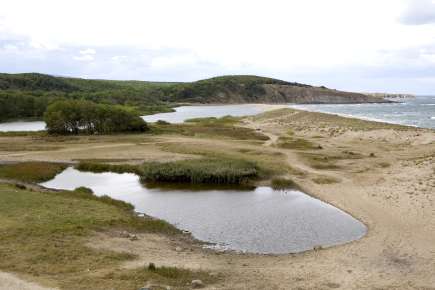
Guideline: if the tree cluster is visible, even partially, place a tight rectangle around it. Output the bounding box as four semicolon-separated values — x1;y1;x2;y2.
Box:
43;100;148;134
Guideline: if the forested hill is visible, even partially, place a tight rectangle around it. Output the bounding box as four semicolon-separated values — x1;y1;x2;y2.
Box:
0;73;387;121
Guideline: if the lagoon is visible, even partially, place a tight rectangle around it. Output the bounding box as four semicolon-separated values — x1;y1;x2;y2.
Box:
41;167;367;254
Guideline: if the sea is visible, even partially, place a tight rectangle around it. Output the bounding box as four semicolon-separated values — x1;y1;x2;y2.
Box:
289;95;435;129
0;96;434;132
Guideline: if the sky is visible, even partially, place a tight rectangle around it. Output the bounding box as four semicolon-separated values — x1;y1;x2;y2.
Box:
1;0;435;94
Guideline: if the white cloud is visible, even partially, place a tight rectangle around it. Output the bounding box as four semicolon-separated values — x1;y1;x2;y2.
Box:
73;54;94;61
79;48;96;55
0;0;435;93
400;0;435;25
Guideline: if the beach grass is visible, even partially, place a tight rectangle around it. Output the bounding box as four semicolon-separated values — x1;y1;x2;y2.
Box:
276;136;321;150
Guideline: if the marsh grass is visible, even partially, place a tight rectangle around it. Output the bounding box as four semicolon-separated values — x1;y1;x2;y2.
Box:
0;183;197;290
271;178;301;190
0;162;67;182
141;158;259;185
76;162;141;175
158;142;287;179
77;156;261;185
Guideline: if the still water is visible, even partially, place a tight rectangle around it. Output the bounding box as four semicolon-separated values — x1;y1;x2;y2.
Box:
41;167;367;254
142;104;283;123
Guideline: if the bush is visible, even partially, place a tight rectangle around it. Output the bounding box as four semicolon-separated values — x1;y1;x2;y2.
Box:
74;186;93;194
156;120;170;125
44;100;149;135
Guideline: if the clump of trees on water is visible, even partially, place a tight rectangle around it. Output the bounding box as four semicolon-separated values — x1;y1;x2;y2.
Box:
43;100;148;134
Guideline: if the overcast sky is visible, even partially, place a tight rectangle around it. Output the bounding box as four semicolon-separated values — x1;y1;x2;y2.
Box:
1;0;435;94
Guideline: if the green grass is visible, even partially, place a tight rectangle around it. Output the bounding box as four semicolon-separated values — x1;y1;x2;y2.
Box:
141;158;259;185
0;162;67;182
0;183;212;290
276;136;320;150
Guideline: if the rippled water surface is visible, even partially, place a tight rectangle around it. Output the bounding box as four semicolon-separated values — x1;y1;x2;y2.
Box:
289;96;435;129
41;168;367;254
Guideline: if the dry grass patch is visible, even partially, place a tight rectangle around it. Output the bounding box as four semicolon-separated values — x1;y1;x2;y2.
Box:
150;116;269;141
276;136;321;150
300;153;341;170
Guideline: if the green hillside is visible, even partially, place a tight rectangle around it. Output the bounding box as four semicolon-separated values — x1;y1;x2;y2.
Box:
0;73;379;122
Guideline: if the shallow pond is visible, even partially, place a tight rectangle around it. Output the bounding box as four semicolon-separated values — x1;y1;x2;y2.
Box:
41;167;366;254
142;104;284;123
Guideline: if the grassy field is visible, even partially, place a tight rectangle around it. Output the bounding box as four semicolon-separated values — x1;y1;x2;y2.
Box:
0;183;218;290
0;162;67;182
150;116;270;141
